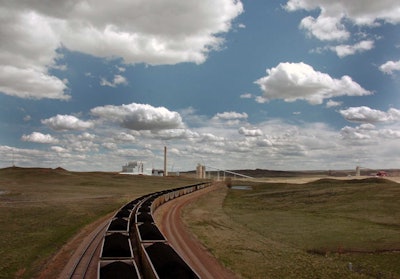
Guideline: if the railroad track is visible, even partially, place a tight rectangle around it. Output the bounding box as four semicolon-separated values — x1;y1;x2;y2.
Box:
98;182;210;279
65;182;211;279
67;222;108;279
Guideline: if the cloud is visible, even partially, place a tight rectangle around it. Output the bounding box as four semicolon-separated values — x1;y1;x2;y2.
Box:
0;10;69;100
91;103;184;130
0;65;69;100
100;75;128;87
212;111;248;126
240;93;253;99
60;0;243;65
379;59;400;74
5;111;400;171
326;100;342;108
255;62;371;105
238;127;263;137
341;123;400;141
285;0;400;26
51;146;68;153
212;111;248;121
339;106;400;123
64;133;99;153
330;40;374;58
21;132;58;144
0;0;243;99
41;115;94;131
151;129;200;140
114;132;137;142
285;0;400;56
300;14;350;41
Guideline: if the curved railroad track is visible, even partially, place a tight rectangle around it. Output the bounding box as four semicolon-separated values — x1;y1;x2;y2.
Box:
64;221;108;279
155;183;238;279
62;182;224;279
58;219;109;279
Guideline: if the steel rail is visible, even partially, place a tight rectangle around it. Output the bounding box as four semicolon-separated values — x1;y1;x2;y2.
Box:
67;222;108;279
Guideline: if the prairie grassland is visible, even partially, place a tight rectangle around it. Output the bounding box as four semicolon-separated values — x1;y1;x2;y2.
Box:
0;167;200;279
183;178;400;279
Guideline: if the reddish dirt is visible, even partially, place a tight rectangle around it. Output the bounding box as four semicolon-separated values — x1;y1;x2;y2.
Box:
154;184;239;279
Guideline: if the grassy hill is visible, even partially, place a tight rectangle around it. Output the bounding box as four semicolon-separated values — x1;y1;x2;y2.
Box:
0;167;202;279
184;178;400;278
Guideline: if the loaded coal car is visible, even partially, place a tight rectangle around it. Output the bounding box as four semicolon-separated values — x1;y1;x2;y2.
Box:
115;207;132;219
107;217;129;233
98;259;141;279
136;222;166;243
140;242;199;279
100;232;133;260
135;211;154;223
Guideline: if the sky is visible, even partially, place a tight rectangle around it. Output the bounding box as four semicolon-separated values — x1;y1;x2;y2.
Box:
1;0;400;172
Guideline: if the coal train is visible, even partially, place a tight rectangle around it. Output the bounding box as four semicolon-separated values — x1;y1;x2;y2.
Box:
98;182;211;279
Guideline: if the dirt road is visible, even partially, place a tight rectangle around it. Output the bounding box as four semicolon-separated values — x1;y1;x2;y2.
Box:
154;184;239;279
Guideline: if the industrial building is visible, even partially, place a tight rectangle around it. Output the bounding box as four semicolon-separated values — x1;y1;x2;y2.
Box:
121;161;144;174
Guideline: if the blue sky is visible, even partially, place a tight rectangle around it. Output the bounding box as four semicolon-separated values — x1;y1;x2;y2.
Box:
1;0;400;172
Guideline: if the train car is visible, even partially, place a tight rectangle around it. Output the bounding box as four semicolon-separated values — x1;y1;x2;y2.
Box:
135;211;154;224
168;190;176;201
98;259;141;279
107;217;130;234
99;181;211;278
136;222;167;243
114;207;133;219
140;242;200;279
100;232;134;260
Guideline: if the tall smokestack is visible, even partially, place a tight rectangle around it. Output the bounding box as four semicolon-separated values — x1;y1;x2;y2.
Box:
164;146;168;176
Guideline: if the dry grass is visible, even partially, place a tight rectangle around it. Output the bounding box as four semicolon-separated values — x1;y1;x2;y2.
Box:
0;167;201;279
183;178;400;279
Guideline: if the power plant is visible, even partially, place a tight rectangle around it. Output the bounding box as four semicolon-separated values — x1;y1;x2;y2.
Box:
121;161;143;174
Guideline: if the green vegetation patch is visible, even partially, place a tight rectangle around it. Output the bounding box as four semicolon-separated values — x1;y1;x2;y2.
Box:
183;179;400;278
0;167;201;279
223;178;400;278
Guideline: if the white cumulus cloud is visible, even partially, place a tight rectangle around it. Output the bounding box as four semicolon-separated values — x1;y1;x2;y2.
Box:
300;14;350;41
212;111;248;121
285;0;400;56
0;9;69;100
41;115;94;131
100;75;128;87
91;103;184;131
21;132;58;144
331;40;375;58
255;62;371;105
0;0;243;99
339;106;400;123
326;99;342;108
379;59;400;74
285;0;400;26
238;127;263;137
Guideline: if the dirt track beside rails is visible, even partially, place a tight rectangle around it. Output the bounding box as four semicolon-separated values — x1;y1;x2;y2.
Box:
154;183;239;279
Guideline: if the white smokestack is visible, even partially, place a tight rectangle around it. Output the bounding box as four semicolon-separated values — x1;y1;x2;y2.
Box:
164;146;168;176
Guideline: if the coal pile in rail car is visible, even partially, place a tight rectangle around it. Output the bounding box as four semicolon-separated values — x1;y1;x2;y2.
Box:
138;223;165;241
99;261;139;279
108;218;128;231
115;208;131;218
136;212;154;223
146;242;199;279
101;233;132;258
138;205;150;213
